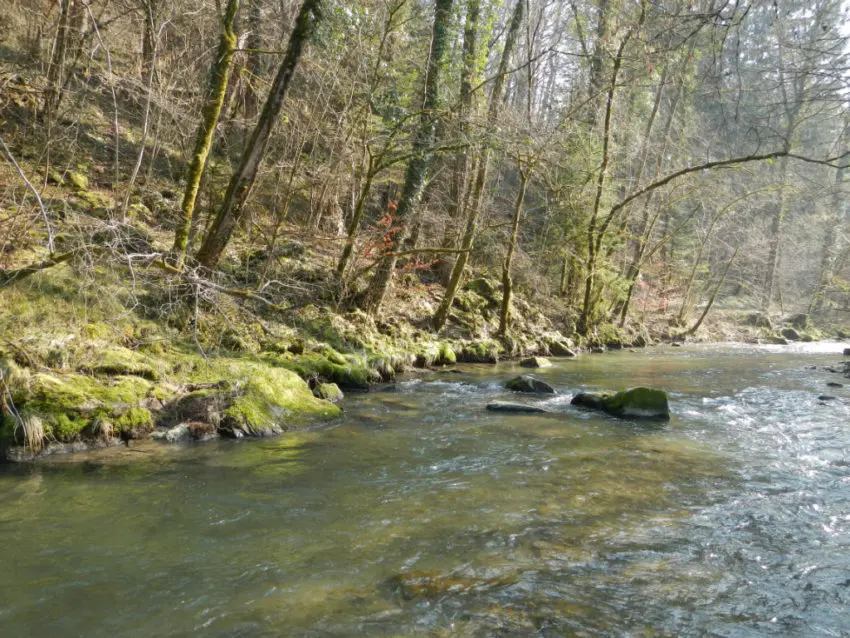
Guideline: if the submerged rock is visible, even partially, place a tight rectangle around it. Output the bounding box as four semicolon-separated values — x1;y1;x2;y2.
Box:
387;570;516;601
520;356;552;368
505;375;555;394
486;401;549;413
571;387;670;421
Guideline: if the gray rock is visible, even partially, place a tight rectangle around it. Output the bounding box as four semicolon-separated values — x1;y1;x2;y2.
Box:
505;375;555;394
486;401;549;413
827;382;843;387
818;395;838;401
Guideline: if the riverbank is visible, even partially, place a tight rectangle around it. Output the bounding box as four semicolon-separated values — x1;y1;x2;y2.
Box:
1;181;844;461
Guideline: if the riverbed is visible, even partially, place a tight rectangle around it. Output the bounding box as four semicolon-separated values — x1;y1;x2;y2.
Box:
1;344;848;636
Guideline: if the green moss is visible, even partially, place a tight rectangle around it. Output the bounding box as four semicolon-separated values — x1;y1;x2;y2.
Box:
572;387;670;421
435;342;456;365
80;348;162;381
114;407;154;433
220;364;341;436
67;170;89;190
49;412;89;441
267;353;375;390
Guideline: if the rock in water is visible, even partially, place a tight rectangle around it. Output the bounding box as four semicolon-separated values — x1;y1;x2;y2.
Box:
505;375;555;394
843;348;850;356
486;401;549;413
571;387;670;421
520;356;552;368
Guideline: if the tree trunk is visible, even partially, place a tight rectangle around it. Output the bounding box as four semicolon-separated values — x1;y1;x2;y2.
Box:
359;0;455;314
432;0;525;331
172;0;240;264
43;0;71;119
498;167;530;335
141;0;158;82
810;164;847;314
761;155;789;313
195;0;322;270
434;0;481;283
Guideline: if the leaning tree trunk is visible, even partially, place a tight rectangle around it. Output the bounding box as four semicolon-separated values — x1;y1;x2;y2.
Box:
359;0;455;314
195;0;322;270
172;0;240;264
431;0;525;332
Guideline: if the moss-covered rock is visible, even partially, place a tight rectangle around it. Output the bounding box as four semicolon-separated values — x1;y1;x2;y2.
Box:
548;341;577;357
0;371;157;450
313;382;344;403
457;340;500;364
571;387;670;421
79;347;162;380
269;352;377;390
505;375;555;394
164;364;340;438
435;342;456;365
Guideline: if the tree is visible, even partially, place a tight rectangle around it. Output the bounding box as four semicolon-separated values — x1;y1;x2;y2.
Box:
196;0;322;270
171;0;240;265
358;0;456;314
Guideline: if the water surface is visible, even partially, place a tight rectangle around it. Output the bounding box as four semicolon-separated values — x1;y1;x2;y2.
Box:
1;344;849;636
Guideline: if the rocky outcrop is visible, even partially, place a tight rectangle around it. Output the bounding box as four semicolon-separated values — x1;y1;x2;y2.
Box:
571;387;670;421
505;375;556;394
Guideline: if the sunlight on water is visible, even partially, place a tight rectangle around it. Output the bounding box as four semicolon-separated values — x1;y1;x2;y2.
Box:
1;344;849;636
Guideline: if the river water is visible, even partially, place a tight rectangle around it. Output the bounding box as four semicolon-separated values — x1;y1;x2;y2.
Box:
1;344;849;637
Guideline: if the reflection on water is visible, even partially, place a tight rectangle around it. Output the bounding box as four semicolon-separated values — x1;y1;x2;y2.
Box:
1;344;849;636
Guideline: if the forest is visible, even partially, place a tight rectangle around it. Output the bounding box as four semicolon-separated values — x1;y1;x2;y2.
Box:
1;0;850;455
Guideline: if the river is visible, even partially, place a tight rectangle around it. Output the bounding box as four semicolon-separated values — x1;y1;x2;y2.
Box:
1;344;848;636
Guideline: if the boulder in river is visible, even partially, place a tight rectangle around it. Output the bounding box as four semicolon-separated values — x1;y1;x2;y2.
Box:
520;356;552;368
571;387;670;421
843;347;850;356
486;401;549;414
505;375;555;394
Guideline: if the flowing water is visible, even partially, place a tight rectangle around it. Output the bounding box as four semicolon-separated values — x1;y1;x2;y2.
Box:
2;344;849;637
